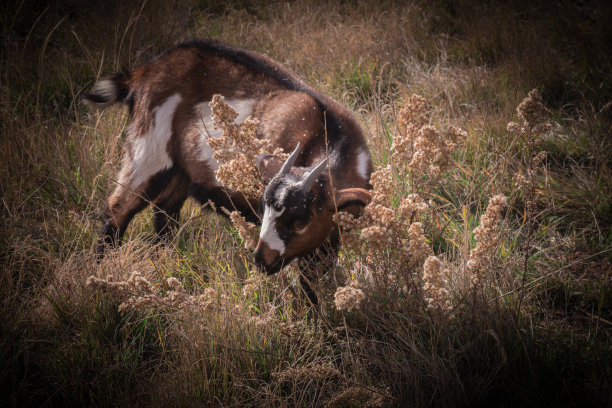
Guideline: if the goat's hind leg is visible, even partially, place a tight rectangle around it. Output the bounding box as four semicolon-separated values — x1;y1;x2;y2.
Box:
96;184;148;257
96;167;187;257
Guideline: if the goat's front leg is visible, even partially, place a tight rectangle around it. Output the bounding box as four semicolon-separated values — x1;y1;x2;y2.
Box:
189;183;260;223
298;234;340;305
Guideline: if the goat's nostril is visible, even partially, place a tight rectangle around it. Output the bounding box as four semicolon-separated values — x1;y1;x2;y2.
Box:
254;250;265;266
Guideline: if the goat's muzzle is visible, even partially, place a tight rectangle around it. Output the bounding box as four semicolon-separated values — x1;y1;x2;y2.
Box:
254;241;282;275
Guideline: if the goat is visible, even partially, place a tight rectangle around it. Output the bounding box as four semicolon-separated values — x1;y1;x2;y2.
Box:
84;39;372;303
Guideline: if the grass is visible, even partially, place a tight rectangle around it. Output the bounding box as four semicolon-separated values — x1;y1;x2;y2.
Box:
1;0;612;407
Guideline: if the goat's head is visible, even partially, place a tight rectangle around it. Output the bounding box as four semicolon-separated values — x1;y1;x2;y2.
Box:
254;143;371;274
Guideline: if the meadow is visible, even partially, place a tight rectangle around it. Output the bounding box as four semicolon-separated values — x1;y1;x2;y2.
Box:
1;0;611;406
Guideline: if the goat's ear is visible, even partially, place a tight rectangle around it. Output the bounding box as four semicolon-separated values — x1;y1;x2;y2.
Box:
333;188;371;217
256;154;284;184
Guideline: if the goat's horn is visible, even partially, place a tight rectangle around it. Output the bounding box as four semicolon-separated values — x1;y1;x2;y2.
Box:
279;142;301;175
300;157;328;192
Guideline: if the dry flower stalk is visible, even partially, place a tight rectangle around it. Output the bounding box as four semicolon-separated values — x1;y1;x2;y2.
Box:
86;271;218;313
229;210;258;250
325;385;391;408
335;164;430;269
516;88;549;130
508;90;551;258
334;94;466;307
394;94;467;178
509;89;553;313
250;304;278;328
467;194;508;286
273;363;341;383
422;256;451;311
513;89;550;204
334;279;365;311
507;89;552;149
208;94;287;199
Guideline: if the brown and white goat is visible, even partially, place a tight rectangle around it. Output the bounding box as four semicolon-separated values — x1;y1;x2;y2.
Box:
84;39;372;302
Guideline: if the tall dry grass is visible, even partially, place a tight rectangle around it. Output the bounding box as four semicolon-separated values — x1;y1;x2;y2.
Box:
1;0;611;407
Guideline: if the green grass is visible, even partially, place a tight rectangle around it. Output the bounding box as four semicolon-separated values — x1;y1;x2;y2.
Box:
1;0;612;407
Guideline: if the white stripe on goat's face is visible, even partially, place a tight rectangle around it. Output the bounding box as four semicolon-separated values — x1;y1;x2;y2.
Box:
258;175;315;260
259;204;286;254
128;93;182;187
194;99;257;169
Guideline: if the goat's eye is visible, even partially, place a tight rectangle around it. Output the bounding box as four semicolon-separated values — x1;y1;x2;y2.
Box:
293;220;307;231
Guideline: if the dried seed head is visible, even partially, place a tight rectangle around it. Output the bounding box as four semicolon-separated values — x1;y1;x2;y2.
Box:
229;211;258;250
87;272;220;314
334;280;365;311
208;94;287;200
467;195;508;286
273;363;341;383
517;88;548;129
422;256;451;311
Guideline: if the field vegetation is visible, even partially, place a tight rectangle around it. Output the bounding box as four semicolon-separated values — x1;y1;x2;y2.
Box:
1;0;611;406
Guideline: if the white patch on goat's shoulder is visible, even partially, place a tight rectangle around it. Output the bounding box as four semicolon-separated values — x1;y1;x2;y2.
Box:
356;148;370;180
130;93;182;187
260;205;286;255
194;98;257;168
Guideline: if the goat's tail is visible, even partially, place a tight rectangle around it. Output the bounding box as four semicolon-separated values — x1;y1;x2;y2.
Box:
82;72;131;109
